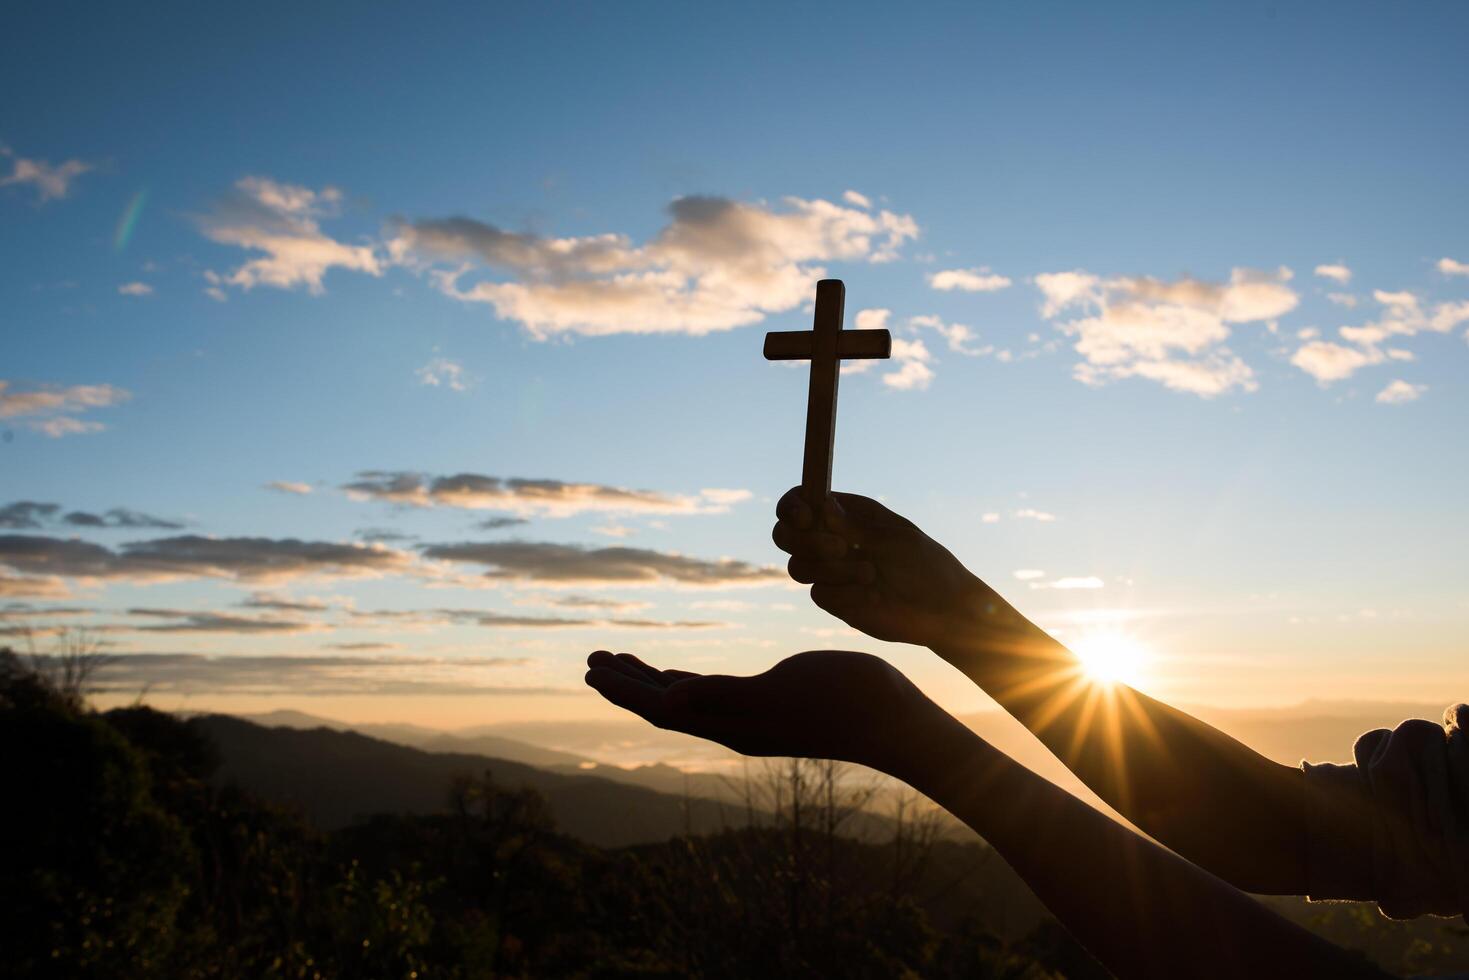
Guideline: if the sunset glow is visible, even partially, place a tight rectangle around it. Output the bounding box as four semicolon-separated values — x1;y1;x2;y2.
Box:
1072;632;1149;688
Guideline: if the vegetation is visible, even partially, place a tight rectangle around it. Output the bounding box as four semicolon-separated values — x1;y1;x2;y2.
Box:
3;647;1464;978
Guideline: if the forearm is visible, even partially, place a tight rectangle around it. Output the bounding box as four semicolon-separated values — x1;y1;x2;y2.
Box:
932;613;1307;893
891;715;1389;980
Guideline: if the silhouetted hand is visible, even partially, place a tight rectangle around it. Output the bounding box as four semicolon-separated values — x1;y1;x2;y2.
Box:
584;649;941;774
772;488;1023;649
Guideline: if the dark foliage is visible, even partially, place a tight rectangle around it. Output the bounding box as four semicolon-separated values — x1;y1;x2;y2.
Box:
3;648;1463;978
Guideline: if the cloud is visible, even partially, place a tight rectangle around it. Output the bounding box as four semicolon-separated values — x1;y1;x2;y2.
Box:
0;145;90;203
909;315;991;356
1314;264;1352;284
356;527;417;543
882;338;935;390
199;176;382;296
928;268;1011;293
117;282;154;297
62;508;185;530
1014;509;1056;522
265;480;313;495
521;593;651;612
1030;576;1105;590
73;652;548;698
240;592;334;612
1291;341;1384;383
420;540;783;588
123;607;323;634
0;380;129;436
980;512;1000;524
416;357;470;391
1289;290;1469;384
1375;380;1426;405
392;193;918;338
0;534;414;585
0;574;69;598
0;501;182;531
1013;569;1045;580
842;190;872;209
1437;257;1469;277
591;524;633;538
1326;293;1358;308
474;516;529;531
0;602;93;620
343;471;750;517
0;502;61;530
1036;267;1293;397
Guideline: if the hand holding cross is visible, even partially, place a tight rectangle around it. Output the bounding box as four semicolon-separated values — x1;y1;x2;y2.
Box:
764;279;891;511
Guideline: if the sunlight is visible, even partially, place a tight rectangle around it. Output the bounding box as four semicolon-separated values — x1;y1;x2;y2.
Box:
1071;631;1149;688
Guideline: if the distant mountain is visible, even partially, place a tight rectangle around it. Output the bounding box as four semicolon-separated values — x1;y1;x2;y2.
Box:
196;714;755;848
240;710;749;802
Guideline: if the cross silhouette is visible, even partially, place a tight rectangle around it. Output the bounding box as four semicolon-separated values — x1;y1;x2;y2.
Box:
764;279;891;504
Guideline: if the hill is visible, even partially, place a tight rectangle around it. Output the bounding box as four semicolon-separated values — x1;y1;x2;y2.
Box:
194;714;754;848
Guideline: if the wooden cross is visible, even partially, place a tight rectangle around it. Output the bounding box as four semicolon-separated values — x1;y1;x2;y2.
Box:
764;279;891;505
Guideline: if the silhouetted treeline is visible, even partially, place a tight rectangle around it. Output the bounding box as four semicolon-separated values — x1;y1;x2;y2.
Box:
4;648;1465;978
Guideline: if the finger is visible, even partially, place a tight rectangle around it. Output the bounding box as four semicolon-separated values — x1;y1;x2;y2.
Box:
772;522;848;559
585;667;670;725
809;582;876;613
661;668;701;682
787;555;877;586
775;487;813;529
820;496;873;550
614;652;665;684
831;491;897;525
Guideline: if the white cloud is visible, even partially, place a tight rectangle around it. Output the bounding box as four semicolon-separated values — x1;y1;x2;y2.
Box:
1437;257;1469;277
265;481;313;495
909;315;991;356
416;357;470;391
1296;327;1319;340
0;380;129;436
842;190;872;209
199;176;382;296
591;523;633;538
0;145;91;203
1036;267;1293;398
1326;293;1358;308
1031;575;1105;590
841;308;893;376
343;471;749;518
1013;569;1045;580
394;193;918;338
1290;291;1469;384
1314;264;1352;284
1034;271;1103;318
117;282;153;297
980;512;1000;524
1375;379;1426;404
1014;508;1056;522
882;338;934;390
1290;340;1384;383
30;417;105;437
928;267;1011;292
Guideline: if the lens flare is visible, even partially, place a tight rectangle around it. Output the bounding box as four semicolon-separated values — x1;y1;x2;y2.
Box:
1071;631;1148;687
114;189;148;251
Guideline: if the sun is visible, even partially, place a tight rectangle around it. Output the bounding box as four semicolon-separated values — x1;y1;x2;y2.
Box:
1071;631;1149;687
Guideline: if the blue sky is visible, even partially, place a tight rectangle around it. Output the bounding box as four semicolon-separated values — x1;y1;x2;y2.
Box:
2;0;1466;725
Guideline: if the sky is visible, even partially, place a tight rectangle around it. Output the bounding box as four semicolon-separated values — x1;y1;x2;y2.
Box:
2;0;1466;728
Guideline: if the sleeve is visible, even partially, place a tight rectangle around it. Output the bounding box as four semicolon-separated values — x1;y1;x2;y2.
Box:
1301;704;1469;921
